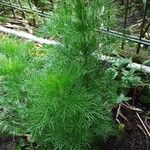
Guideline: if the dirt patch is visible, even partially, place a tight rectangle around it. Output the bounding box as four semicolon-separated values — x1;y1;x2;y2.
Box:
98;85;150;150
0;136;31;150
116;106;150;150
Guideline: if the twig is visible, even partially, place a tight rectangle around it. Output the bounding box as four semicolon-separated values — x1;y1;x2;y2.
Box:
145;112;150;130
119;112;128;121
0;11;4;15
122;102;143;112
116;104;121;123
136;112;150;138
116;104;128;123
137;124;150;150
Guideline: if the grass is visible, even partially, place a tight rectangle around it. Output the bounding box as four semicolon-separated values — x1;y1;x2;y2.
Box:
0;36;53;136
0;16;8;24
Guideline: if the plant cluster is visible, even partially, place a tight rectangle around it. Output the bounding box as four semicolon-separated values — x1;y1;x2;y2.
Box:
0;0;130;150
27;0;119;149
0;37;32;135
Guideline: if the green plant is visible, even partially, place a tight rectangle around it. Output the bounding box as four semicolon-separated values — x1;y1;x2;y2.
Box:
0;37;33;135
108;57;144;104
0;16;8;24
0;0;120;149
27;0;119;149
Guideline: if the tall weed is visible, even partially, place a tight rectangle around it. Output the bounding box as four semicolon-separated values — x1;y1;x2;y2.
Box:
27;0;119;149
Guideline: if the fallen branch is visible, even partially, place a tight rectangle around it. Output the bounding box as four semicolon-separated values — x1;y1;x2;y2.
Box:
0;25;58;45
136;112;150;138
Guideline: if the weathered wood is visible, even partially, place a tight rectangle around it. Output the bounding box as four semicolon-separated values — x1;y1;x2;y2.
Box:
98;55;150;74
0;25;58;45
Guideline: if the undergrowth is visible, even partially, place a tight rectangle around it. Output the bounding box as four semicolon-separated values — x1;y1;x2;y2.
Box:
0;37;52;135
0;37;32;135
0;0;123;150
27;0;119;149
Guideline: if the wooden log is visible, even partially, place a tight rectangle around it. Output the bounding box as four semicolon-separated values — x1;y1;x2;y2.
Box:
99;55;150;74
0;25;58;45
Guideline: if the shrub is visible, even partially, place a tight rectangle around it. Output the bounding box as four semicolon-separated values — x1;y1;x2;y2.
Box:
27;0;119;149
0;0;118;149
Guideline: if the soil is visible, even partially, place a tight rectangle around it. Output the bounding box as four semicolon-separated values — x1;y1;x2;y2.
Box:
0;137;16;150
116;110;150;150
98;85;150;150
0;136;29;150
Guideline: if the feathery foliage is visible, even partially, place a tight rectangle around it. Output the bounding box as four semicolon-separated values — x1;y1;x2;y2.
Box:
0;0;119;149
0;37;33;135
27;0;119;149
